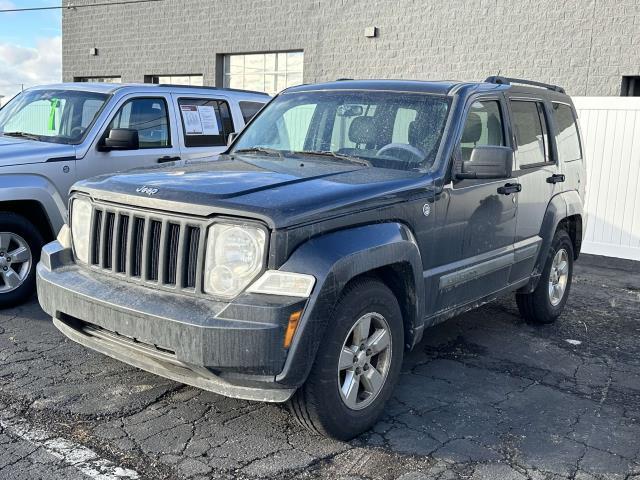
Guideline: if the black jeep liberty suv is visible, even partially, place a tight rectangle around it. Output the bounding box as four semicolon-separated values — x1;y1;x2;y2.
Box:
37;77;586;440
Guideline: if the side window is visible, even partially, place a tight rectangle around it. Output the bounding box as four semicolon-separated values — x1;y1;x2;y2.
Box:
510;100;551;167
177;98;234;147
108;98;170;149
460;100;504;161
238;101;265;124
552;103;582;162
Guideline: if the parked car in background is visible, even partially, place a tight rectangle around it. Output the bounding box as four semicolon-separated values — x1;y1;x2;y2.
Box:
37;77;585;439
0;83;269;307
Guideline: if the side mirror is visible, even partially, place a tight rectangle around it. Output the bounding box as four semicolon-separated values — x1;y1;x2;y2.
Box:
456;145;513;180
100;128;139;151
227;132;237;146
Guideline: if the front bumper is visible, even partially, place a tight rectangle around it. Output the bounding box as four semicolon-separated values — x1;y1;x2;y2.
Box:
37;241;306;402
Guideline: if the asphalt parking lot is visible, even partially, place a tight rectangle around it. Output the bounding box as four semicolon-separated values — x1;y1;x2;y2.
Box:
1;254;639;480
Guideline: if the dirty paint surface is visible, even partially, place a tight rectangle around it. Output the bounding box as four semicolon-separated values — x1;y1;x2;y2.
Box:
1;255;639;479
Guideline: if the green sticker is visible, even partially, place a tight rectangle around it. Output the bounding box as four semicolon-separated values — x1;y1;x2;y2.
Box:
48;99;60;130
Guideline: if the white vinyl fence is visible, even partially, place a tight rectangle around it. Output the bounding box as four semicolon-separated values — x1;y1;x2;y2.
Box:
574;97;640;261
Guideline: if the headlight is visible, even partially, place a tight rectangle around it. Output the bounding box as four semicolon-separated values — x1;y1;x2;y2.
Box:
71;196;92;264
203;223;266;298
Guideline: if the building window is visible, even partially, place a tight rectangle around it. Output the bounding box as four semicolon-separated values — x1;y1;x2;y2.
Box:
621;76;640;96
223;51;303;95
146;75;204;86
75;76;121;83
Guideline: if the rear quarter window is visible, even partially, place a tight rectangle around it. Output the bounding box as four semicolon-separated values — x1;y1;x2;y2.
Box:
552;103;582;162
239;101;266;124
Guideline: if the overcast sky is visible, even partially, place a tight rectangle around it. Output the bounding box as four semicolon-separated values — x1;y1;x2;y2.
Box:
0;0;62;100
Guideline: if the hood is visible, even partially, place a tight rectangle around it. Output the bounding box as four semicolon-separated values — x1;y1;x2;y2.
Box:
0;135;76;167
74;154;431;228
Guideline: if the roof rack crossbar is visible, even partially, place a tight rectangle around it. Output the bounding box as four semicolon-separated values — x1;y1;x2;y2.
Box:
484;76;566;94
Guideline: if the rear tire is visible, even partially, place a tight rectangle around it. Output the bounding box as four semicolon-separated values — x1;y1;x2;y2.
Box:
516;229;574;324
0;212;44;309
288;278;404;440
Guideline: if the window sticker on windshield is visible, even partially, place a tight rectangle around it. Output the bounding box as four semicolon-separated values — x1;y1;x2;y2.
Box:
198;105;219;135
181;105;203;135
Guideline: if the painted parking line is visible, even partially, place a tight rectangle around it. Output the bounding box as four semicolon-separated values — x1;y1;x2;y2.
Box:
0;415;139;479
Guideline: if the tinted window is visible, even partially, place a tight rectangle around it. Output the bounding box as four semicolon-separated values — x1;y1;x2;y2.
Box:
511;100;549;167
177;98;234;147
552;103;582;162
460;100;504;161
239;101;265;124
109;98;170;149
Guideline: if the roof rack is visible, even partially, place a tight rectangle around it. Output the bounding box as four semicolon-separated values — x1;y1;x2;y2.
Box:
484;76;566;94
155;84;270;96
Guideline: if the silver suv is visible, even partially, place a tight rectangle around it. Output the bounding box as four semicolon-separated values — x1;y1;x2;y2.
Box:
0;82;268;307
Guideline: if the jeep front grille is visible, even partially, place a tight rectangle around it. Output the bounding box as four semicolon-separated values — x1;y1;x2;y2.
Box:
88;204;205;291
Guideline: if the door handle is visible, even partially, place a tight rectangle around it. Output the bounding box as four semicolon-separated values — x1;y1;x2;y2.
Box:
546;174;566;184
157;156;181;163
497;182;522;195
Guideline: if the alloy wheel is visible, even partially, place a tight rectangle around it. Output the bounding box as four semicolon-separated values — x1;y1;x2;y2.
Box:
337;312;393;410
548;248;569;306
0;232;32;293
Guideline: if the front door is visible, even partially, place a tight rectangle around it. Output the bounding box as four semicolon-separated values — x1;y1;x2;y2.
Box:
428;96;517;317
77;95;182;180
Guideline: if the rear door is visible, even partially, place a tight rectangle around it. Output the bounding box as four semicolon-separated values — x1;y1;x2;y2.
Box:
78;94;181;179
507;97;561;282
171;94;237;159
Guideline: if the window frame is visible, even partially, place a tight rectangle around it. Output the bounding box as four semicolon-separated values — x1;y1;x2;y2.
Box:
550;101;583;163
146;74;204;86
508;97;555;170
176;97;235;148
74;76;122;83
451;94;511;185
223;51;304;95
101;96;172;150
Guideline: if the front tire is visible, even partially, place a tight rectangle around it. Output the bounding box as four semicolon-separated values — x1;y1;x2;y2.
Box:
288;278;404;440
0;212;44;309
516;229;574;324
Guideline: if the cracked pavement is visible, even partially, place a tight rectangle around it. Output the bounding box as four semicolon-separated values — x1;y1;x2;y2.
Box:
1;254;639;479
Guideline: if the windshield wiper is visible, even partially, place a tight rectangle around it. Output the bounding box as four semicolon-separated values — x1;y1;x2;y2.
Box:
233;147;285;158
293;150;371;167
3;131;41;141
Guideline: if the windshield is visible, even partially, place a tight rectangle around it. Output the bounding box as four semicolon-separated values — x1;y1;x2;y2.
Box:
232;90;450;171
0;89;109;145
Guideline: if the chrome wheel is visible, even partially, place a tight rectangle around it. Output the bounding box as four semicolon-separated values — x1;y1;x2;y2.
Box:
0;232;32;293
338;312;392;410
548;248;569;306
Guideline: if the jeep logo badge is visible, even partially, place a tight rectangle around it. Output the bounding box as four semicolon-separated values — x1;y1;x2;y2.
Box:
136;186;158;196
422;203;431;217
